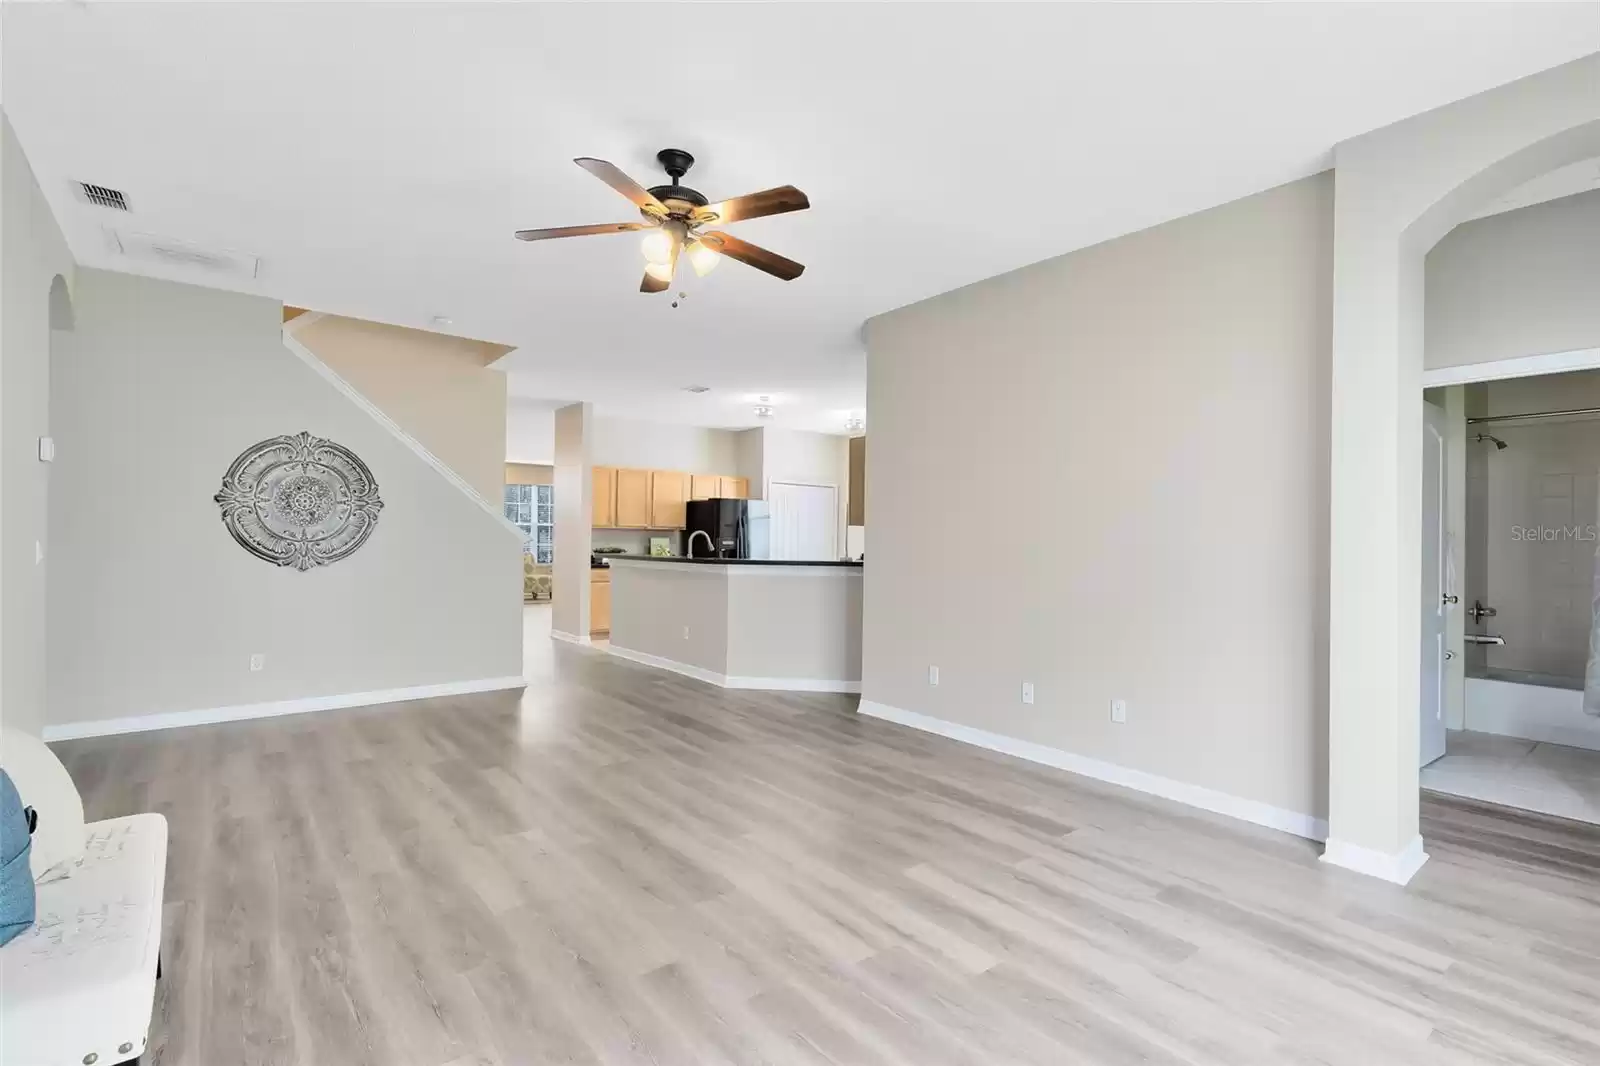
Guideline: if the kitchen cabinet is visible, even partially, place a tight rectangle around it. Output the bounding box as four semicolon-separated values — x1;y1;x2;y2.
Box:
614;468;652;528
592;466;748;527
590;568;611;635
591;466;617;528
651;470;688;528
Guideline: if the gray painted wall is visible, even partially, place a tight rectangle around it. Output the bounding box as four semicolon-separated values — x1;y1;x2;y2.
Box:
1;113;75;737
1426;188;1600;370
863;172;1333;821
46;269;522;727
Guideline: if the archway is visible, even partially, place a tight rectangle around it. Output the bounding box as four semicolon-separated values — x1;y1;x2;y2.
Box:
1324;55;1600;883
48;274;73;332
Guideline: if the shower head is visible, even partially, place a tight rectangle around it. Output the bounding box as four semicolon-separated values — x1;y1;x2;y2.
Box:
1475;433;1508;451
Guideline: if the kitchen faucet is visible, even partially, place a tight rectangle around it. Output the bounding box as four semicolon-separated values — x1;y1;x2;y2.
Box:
687;529;718;558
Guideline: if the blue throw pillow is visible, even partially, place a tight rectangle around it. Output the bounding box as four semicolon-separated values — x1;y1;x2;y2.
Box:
0;769;36;946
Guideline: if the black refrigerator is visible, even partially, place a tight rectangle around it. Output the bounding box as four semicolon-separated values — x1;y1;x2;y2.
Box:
685;499;748;559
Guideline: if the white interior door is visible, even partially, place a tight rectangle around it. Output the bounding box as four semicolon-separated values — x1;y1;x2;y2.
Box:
768;482;837;561
1421;401;1449;767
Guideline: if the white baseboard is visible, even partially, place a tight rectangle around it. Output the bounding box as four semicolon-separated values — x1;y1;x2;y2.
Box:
606;645;859;693
550;629;594;647
1464;677;1600;752
41;676;528;741
857;699;1329;843
1320;835;1429;886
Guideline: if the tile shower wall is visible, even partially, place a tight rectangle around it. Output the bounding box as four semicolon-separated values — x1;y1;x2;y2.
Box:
1469;372;1600;681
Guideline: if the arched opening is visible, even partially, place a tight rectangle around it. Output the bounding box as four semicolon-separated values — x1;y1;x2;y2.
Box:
1405;125;1600;828
1324;59;1600;883
48;273;73;332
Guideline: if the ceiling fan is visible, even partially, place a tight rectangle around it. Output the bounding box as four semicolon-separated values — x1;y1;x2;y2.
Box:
514;149;810;293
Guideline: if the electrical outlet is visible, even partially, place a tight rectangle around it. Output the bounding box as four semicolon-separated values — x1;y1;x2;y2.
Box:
928;665;939;686
1021;681;1034;705
250;653;266;672
1111;698;1127;723
683;625;691;640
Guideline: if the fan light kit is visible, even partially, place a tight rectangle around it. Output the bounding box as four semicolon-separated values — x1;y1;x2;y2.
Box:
845;416;866;432
754;405;775;419
515;149;809;293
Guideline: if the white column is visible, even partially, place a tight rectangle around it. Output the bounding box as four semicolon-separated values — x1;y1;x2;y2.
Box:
552;403;592;641
1323;234;1427;884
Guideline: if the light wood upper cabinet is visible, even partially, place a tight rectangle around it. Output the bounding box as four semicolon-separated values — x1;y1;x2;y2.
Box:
593;467;746;527
614;468;652;528
591;466;616;528
650;470;688;528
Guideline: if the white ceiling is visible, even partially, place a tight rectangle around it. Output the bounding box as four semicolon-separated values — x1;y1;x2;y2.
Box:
5;4;1597;433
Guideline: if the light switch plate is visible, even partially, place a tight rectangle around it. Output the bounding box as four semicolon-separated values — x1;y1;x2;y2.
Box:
37;436;55;462
1111;698;1128;723
928;665;939;686
1021;681;1034;705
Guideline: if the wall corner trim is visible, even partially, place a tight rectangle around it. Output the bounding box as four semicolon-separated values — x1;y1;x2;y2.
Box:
1319;835;1429;886
41;676;528;741
280;328;522;541
856;699;1329;843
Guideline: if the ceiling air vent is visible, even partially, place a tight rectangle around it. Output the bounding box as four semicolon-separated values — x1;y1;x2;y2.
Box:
681;385;711;394
107;230;261;279
78;183;129;211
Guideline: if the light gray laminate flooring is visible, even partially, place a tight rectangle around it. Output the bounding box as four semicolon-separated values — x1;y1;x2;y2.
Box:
52;606;1600;1065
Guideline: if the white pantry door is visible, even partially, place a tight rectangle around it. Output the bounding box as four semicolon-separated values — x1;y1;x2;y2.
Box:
769;482;838;561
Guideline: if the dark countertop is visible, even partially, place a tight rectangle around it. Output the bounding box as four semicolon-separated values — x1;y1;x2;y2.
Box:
606;554;863;568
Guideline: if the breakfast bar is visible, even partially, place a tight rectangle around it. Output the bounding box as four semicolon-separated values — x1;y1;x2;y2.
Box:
604;555;863;693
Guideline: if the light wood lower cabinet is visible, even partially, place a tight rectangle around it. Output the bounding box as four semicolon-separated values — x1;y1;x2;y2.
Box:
613;468;652;528
590;569;611;635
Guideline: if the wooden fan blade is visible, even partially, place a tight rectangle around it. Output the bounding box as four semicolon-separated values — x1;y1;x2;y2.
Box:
640;238;679;293
574;158;666;216
695;185;809;225
514;222;648;241
696;231;804;280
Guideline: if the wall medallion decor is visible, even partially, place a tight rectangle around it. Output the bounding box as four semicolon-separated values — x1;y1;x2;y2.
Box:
214;431;383;570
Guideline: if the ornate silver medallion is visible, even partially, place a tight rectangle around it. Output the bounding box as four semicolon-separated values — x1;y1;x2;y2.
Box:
214;431;383;570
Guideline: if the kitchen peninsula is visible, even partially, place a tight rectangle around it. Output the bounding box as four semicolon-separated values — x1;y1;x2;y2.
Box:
605;556;863;693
